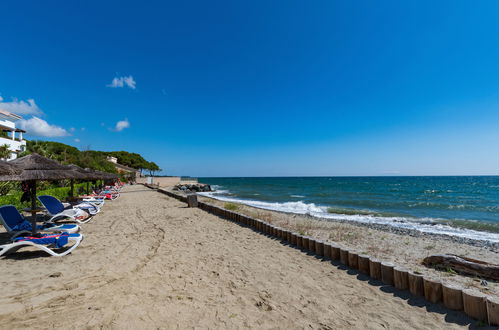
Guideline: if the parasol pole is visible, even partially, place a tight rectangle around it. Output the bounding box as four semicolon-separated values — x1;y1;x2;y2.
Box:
30;180;37;236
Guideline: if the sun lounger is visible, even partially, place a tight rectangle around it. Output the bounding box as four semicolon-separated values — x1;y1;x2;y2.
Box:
37;195;94;224
0;233;83;257
0;205;80;238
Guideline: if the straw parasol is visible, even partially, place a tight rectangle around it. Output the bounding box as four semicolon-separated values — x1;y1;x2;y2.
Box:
0;160;21;175
5;153;85;235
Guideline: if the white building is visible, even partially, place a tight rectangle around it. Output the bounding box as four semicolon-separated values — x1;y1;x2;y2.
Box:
0;110;26;160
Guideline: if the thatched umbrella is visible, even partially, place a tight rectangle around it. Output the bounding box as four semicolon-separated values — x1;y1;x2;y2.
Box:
65;164;97;197
0;160;21;175
5;153;85;235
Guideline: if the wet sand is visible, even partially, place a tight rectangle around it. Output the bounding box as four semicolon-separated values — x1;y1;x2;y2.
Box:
0;185;489;329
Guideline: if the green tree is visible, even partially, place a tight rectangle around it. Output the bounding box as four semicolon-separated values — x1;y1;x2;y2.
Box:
0;144;11;160
146;161;161;176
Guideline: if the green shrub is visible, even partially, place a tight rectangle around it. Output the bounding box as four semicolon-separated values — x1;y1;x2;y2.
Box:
224;202;239;211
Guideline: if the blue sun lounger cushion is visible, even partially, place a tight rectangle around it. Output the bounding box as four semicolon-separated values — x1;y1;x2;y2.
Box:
14;233;74;248
0;205;80;237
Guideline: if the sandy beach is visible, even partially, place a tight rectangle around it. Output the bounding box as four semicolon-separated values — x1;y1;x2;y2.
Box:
0;185;491;329
197;194;499;298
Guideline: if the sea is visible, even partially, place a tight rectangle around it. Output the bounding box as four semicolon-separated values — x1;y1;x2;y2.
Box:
198;176;499;243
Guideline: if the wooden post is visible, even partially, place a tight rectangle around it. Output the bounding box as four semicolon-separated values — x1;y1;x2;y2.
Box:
296;235;303;248
408;272;425;297
323;243;332;259
302;237;310;250
348;251;359;269
423;277;443;304
315;240;324;257
287;231;292;243
393;267;409;290
290;232;297;245
369;258;382;280
463;289;488;323
358;255;370;275
340;248;349;266
442;284;464;311
487;296;499;326
308;238;316;253
330;244;340;260
381;262;395;286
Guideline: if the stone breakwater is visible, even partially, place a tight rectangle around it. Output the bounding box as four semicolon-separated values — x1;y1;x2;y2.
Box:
173;183;212;193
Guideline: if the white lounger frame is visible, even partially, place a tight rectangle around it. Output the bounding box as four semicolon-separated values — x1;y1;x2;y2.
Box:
0;234;84;257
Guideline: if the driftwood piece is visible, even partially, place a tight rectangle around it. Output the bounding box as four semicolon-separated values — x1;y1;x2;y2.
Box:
423;254;499;281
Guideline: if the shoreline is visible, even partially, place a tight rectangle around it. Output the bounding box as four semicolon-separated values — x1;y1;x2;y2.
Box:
196;193;499;298
199;192;499;251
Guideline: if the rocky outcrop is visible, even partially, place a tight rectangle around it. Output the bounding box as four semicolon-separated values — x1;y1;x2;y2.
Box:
173;183;212;193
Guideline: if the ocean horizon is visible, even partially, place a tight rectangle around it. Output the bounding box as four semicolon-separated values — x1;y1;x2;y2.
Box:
198;176;499;243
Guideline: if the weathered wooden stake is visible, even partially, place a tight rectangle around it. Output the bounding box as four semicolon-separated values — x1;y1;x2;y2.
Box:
393;267;409;290
381;262;395;286
487;296;499;326
462;289;488;323
315;240;324;257
296;235;303;248
308;238;316;253
442;283;464;311
348;251;359;269
323;243;332;259
369;258;382;280
358;255;370;275
330;244;340;260
408;272;425;297
302;237;309;250
340;248;349;266
423;277;443;304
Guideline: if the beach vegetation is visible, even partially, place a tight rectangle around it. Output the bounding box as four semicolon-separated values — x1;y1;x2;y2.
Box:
0;182;93;210
0;144;12;160
224;202;239;211
20;140;160;175
424;245;435;250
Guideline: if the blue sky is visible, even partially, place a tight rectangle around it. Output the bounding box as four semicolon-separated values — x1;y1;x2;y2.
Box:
1;1;499;176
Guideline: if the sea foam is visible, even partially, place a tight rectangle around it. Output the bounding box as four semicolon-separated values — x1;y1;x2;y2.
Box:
198;191;499;243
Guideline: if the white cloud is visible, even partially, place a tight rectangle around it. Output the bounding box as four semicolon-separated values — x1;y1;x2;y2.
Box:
0;96;43;115
114;118;130;132
18;117;70;137
80;127;85;132
69;127;75;132
74;138;80;143
106;75;136;89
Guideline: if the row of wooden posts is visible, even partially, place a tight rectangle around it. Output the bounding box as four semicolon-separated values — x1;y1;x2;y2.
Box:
155;188;499;326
